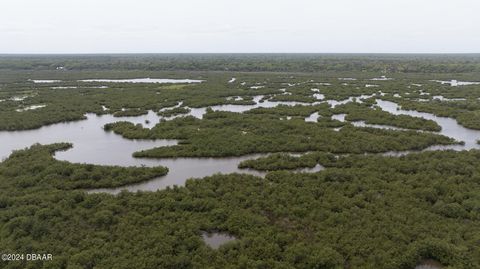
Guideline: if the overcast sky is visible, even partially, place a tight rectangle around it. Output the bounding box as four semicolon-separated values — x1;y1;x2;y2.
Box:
1;0;479;53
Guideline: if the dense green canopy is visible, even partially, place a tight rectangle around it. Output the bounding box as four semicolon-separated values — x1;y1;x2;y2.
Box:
2;55;480;268
1;145;480;268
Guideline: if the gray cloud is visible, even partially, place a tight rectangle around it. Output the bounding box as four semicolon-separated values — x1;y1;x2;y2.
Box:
0;0;479;53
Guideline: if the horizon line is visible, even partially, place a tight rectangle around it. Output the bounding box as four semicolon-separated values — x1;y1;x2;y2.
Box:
1;52;480;56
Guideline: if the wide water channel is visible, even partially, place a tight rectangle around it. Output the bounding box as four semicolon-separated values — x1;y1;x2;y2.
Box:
0;95;327;193
1;94;479;193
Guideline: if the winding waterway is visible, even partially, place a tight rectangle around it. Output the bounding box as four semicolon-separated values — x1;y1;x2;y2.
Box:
0;94;326;193
1;93;480;193
375;99;480;150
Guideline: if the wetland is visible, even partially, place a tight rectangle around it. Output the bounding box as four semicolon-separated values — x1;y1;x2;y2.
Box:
1;54;480;268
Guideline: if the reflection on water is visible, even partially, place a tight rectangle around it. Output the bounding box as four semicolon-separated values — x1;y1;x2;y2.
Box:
88;157;324;194
415;259;443;269
331;112;406;130
186;95;316;119
30;79;61;83
431;79;480;87
305;112;320;122
370;75;393;81
201;232;237;249
313;93;325;100
1;94;332;193
327;94;375;108
295;163;324;173
350;121;406;131
78;78;204;84
2;92;480;193
331;114;346;122
375;99;480;150
432;95;466;101
87;155;267;194
16;104;46;112
0;112;177;162
0;111;272;193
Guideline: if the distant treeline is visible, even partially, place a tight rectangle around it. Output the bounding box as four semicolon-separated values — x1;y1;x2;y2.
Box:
1;54;480;73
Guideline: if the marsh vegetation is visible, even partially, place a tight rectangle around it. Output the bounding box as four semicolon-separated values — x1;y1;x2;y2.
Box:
1;54;480;268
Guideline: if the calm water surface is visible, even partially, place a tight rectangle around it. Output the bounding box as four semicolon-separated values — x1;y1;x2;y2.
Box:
201;232;237;249
79;78;204;84
414;259;443;269
375;99;480;150
0;112;176;162
2;93;480;193
0;95;325;193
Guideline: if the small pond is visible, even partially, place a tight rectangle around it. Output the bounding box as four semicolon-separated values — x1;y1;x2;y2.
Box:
201;232;237;249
